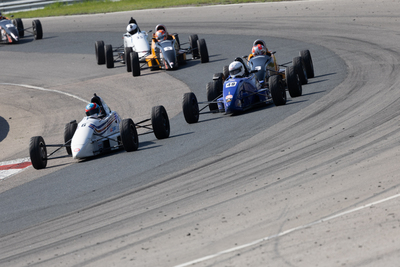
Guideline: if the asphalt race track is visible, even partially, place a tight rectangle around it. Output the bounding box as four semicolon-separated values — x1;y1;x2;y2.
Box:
1;0;400;266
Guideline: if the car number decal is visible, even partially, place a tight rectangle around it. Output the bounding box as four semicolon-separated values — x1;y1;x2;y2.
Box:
164;46;173;51
6;24;14;28
226;82;237;88
255;66;262;70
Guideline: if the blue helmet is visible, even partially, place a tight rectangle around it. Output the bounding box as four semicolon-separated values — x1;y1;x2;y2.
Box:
85;103;101;117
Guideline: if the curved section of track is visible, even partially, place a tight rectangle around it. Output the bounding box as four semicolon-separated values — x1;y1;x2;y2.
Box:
1;1;400;266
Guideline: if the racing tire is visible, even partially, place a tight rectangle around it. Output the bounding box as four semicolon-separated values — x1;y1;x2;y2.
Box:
130;51;141;77
120;118;139;152
125;47;133;72
64;120;77;155
222;65;230;81
206;81;220;112
286;66;302;98
105;44;114;69
32;19;42;40
12;18;24;38
300;50;315;78
269;75;287;106
151;105;170;139
182;92;199;124
95;40;105;65
293;56;308;85
198;38;209;63
189;34;199;59
29;136;47;170
173;33;181;49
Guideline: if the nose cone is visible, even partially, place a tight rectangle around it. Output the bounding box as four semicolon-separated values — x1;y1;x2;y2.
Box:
71;137;92;159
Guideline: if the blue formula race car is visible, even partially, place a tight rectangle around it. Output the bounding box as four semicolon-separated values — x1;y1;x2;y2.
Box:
182;56;302;124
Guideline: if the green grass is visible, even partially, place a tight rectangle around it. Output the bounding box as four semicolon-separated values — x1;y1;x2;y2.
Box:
10;0;283;18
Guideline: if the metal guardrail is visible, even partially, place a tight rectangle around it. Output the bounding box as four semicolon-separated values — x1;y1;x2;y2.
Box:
0;0;79;13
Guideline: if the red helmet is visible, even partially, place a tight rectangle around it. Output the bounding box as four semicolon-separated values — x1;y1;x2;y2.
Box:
252;44;267;56
85;103;101;117
155;30;167;41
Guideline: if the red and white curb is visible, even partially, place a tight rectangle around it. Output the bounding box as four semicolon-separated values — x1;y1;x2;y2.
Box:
0;158;32;180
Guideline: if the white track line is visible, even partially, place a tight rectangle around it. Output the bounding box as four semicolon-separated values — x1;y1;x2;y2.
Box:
174;192;400;267
0;83;87;103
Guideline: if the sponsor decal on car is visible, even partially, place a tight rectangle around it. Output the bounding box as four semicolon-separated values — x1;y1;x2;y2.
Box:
225;93;233;104
74;148;80;152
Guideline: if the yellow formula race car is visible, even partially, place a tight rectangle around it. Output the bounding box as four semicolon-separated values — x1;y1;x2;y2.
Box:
130;24;209;77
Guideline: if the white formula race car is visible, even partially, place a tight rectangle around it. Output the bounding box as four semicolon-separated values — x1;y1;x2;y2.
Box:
95;19;151;72
29;94;170;170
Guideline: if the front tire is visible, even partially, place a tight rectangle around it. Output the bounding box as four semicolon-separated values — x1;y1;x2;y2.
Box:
198;38;209;63
95;40;105;65
131;51;141;77
293;56;307;85
29;136;47;170
105;44;114;69
64;120;77;155
182;92;199;124
120;118;139;152
286;66;302;98
32;19;43;40
189;34;199;59
269;75;287;106
12;18;24;38
151;105;170;139
300;50;314;78
125;47;133;72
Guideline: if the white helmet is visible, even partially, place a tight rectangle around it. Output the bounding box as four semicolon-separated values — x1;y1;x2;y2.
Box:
229;61;245;78
126;23;138;35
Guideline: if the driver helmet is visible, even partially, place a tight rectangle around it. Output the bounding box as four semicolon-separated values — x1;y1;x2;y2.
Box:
252;44;267;56
155;29;167;41
229;61;245;78
155;24;167;34
253;39;267;48
85;103;101;117
126;23;138;35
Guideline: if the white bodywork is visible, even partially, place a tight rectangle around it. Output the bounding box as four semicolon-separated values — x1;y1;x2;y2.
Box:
71;97;121;159
123;31;151;60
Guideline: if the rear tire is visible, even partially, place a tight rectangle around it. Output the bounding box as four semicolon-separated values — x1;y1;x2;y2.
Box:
286;66;302;98
198;38;209;63
300;50;314;78
293;56;307;85
32;19;42;40
29;136;47;170
189;34;199;59
222;65;229;81
151;105;170;139
120;118;139;152
182;92;199;124
64;120;77;155
125;47;133;72
131;51;141;77
206;82;219;112
95;40;105;65
269;75;287;106
105;44;114;69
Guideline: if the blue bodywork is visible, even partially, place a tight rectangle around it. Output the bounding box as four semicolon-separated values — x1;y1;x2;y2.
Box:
217;73;271;114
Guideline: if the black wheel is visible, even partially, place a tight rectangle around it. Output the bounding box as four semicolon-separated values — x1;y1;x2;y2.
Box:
64;120;77;155
95;40;105;65
32;19;42;40
206;82;218;112
105;44;114;69
300;50;314;78
189;34;199;59
173;33;180;49
197;39;209;63
151;105;170;139
269;75;287;106
293;56;307;85
125;47;133;72
12;18;24;38
29;136;47;170
222;65;229;80
130;51;141;77
182;92;199;124
286;66;302;98
120;118;139;152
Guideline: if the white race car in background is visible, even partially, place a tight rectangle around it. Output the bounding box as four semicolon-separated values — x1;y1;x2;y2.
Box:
29;94;170;170
95;23;151;72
